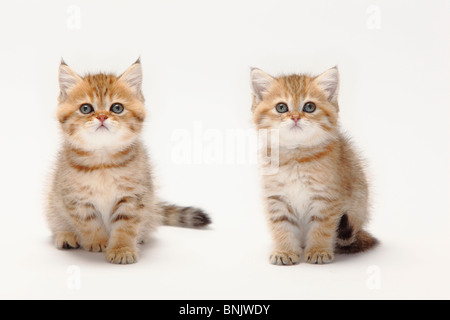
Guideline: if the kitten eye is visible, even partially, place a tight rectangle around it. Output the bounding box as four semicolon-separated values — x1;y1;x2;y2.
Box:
275;103;289;113
110;103;124;114
303;102;316;113
80;104;94;114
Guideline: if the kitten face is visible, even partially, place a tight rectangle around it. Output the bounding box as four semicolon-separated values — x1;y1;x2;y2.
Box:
57;60;145;151
251;67;340;148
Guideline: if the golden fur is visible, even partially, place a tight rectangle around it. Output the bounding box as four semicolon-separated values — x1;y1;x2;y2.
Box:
250;67;377;265
46;60;210;264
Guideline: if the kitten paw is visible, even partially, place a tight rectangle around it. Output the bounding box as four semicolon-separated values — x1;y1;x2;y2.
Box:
305;247;334;264
106;247;138;264
270;251;300;266
55;232;80;249
82;237;109;252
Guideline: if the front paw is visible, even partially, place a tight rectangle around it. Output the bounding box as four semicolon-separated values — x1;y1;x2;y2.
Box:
81;237;108;252
304;247;334;264
270;251;300;266
55;232;80;249
106;246;138;264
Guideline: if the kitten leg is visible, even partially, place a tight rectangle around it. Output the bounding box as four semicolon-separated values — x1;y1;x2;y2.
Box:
266;196;301;265
49;207;80;249
304;207;341;264
47;200;80;249
55;231;80;249
106;196;143;264
65;202;109;252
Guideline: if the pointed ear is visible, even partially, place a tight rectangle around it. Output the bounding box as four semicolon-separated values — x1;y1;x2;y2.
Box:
250;67;275;103
118;59;143;93
59;59;82;99
314;66;339;106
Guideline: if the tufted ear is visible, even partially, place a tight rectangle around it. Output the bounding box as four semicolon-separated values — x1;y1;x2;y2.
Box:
314;66;339;107
58;59;82;99
118;58;143;94
250;67;275;103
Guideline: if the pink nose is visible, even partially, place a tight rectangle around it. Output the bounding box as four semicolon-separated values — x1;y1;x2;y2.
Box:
97;115;108;123
291;116;300;123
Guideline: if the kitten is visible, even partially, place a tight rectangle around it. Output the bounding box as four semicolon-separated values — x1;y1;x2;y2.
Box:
46;59;211;264
250;66;378;265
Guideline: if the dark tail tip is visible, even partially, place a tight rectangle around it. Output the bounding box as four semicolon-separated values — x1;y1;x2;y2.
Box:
336;230;379;254
161;203;212;228
191;208;212;228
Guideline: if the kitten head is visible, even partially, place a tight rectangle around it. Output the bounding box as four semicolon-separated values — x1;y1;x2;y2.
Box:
57;59;145;151
250;67;340;148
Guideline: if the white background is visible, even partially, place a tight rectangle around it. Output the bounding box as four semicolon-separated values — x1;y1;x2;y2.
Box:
0;0;449;299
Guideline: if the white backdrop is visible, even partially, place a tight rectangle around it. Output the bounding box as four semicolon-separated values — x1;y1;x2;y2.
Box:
0;0;449;299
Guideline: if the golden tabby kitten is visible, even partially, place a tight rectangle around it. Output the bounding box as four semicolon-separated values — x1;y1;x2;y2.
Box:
250;66;377;265
46;59;210;264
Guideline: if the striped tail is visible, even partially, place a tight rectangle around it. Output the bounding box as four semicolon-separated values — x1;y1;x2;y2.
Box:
335;229;379;254
160;203;211;228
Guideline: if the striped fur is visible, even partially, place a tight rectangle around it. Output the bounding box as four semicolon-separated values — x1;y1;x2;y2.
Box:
161;203;211;228
250;67;378;265
46;60;211;264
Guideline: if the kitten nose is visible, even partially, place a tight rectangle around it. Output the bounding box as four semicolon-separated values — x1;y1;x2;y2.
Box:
291;115;300;123
97;115;108;123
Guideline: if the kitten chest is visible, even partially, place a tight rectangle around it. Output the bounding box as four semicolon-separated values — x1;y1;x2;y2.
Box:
276;163;318;219
76;170;122;227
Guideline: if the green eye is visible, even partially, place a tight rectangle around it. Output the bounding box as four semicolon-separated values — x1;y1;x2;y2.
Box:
80;104;94;114
303;102;316;113
275;103;289;113
110;103;124;114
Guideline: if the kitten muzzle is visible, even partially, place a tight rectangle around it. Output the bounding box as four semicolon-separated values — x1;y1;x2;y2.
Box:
97;114;108;123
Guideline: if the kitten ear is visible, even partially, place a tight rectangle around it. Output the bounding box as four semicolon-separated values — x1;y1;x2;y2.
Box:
59;59;82;99
314;66;339;106
118;59;143;93
250;67;275;103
